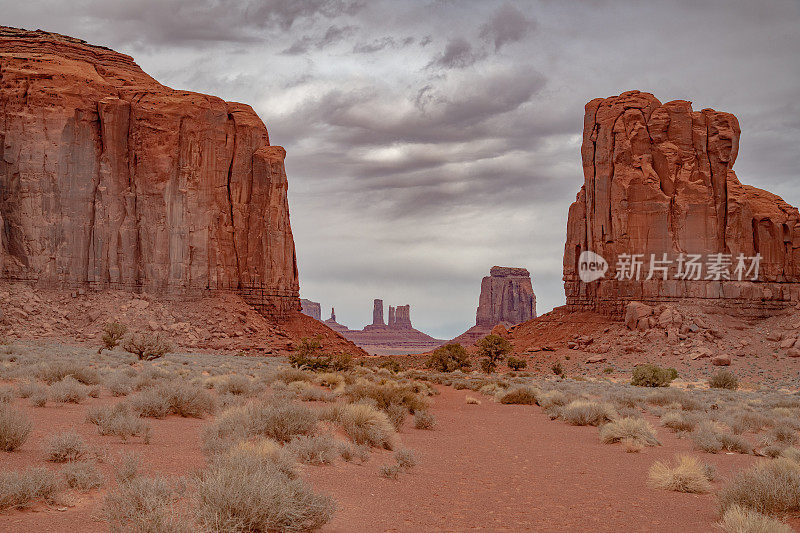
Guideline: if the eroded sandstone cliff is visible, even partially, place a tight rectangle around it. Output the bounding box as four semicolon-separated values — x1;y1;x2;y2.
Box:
0;27;299;317
564;91;800;315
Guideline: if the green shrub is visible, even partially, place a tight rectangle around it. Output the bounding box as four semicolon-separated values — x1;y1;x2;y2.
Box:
477;335;512;374
631;364;677;387
709;370;739;390
289;337;332;371
426;344;471;373
378;359;402;373
122;333;172;361
506;356;527;371
100;322;128;353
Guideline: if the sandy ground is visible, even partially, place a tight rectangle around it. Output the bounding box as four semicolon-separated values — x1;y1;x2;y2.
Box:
3;383;796;532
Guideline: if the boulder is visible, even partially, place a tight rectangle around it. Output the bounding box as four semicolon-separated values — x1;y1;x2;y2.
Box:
625;302;653;330
711;355;731;366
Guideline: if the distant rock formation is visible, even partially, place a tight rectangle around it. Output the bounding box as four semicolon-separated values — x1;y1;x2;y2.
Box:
324;299;442;355
452;266;537;345
300;299;321;321
0;26;299;318
564;90;800;315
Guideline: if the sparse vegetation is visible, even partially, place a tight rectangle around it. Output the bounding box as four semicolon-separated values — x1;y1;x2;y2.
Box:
718;458;800;516
0;467;59;511
395;448;417;470
718;504;793;533
709;370;739;390
0;405;32;451
46;430;88;462
123;333;172;361
599;417;660;447
477;334;512;373
333;403;395;449
100;322;128;353
648;455;712;493
631;364;677;387
289;337;334;371
414;411;436;430
104;475;189;532
426;343;471;373
506;356;527;371
62;461;104;491
560;400;616;426
498;386;539;405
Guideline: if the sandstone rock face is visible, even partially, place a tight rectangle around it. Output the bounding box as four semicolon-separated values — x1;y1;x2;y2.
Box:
300;299;321;321
0;27;299;317
372;299;385;326
565;90;800;315
451;266;537;345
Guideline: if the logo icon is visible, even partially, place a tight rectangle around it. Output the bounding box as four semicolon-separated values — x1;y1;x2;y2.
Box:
578;251;608;283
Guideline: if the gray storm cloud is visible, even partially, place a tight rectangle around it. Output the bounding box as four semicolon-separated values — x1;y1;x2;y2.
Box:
2;0;798;337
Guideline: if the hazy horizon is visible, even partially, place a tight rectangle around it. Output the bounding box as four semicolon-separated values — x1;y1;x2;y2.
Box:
4;0;798;338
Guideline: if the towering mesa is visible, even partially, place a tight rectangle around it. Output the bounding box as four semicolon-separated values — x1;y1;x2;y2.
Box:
564;91;800;315
0;27;299;318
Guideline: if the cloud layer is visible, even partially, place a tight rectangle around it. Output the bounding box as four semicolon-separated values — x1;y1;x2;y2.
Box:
4;0;799;338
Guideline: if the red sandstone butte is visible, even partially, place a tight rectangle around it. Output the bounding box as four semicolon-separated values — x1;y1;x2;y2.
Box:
0;27;298;318
452;266;537;345
564;90;800;315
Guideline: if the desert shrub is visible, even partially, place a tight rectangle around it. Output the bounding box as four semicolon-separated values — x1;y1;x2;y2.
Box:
36;360;100;385
648;455;712;493
335;403;395;449
646;388;703;410
30;390;48;408
316;373;345;392
287;434;339;465
49;376;89;403
718;433;754;455
395;448;417;470
465;396;481;405
661;411;698;432
538;390;568;410
46;430;88;462
112;452;142;483
560;400;616;426
506;356;527;371
477;335;512;373
719;458;800;516
599;417;660;446
0;467;59;511
379;464;401;479
378;359;402;373
414;411;436;430
289;337;333;371
498;386;539;405
623;438;644;453
298;387;336;403
105;372;133;397
551;361;564;376
122;333;172;361
338;442;371;464
128;381;215;419
426;344;471;373
100;322;128;352
104;476;189;533
0;385;13;403
265;367;313;385
87;403;150;441
764;423;798;446
631;364;677;387
0;405;32;451
718;504;793;533
196;447;335;532
15;381;44;399
709;370;739;390
331;353;354;372
385;404;407;431
62;461;104;491
691;422;725;453
345;380;429;414
216;374;253;396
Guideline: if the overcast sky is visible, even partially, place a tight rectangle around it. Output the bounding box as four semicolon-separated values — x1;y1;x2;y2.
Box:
5;0;799;338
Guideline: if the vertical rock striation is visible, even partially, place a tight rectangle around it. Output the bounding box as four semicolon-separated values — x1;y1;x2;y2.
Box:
564;90;800;315
0;27;299;318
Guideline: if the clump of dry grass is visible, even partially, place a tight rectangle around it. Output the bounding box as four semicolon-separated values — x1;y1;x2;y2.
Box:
379;464;401;479
718;504;793;533
105;372;133;397
0;405;32;451
465;396;481;405
287;434;339;465
333;403;395;449
599;417;660;447
560;400;616;426
49;376;89;404
0;467;59;511
86;403;150;442
648;455;713;493
0;385;13;403
661;411;699;432
395;448;417;470
196;447;335;532
111;452;141;483
46;430;88;462
128;382;215;419
104;475;190;532
36;360;100;385
718;458;800;516
338;442;371;464
498;386;539;405
622;438;644;453
216;374;253;396
345;380;429;414
413;411;436;430
62;461;104;491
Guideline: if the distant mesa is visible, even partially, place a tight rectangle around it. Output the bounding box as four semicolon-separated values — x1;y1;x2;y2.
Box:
300;299;321;321
451;266;537;345
305;298;443;355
